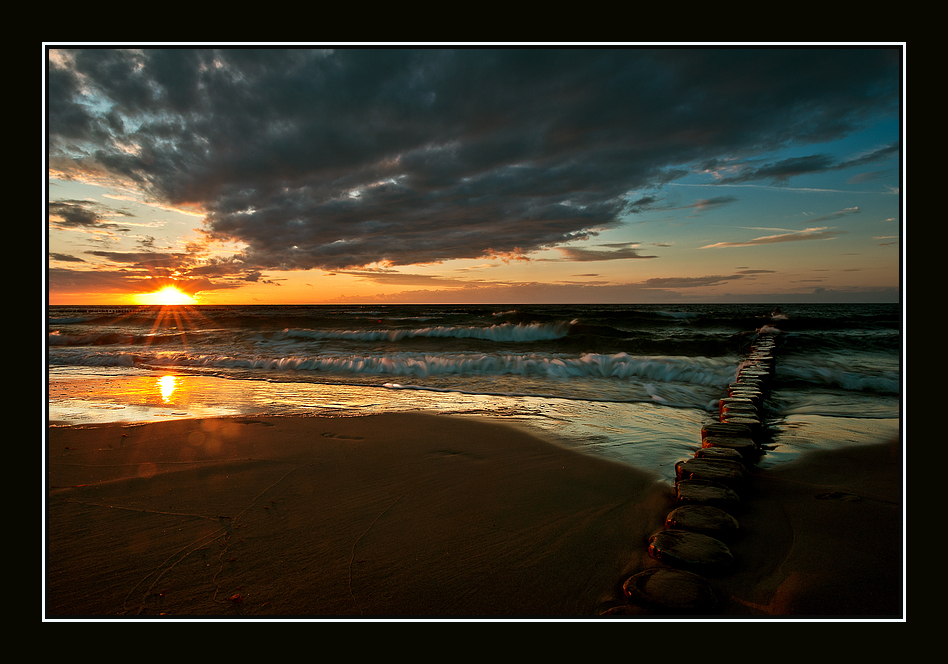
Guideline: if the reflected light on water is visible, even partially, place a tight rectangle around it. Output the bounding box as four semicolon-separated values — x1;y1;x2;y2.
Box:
48;371;244;425
157;375;177;403
47;370;708;477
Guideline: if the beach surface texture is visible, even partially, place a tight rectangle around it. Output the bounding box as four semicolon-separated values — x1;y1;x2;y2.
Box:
45;413;902;619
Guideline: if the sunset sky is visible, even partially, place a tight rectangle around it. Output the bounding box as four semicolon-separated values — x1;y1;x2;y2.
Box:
46;46;903;305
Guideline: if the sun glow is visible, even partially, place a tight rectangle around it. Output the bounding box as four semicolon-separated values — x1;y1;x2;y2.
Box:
134;286;197;306
156;375;177;403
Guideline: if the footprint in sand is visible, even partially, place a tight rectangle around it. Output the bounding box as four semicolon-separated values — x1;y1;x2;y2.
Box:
816;491;861;502
320;432;364;440
428;449;483;461
235;419;276;427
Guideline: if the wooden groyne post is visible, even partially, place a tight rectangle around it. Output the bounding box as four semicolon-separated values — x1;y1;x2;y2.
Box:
605;327;778;615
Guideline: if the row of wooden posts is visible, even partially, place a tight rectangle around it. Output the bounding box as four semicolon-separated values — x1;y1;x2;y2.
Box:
606;330;778;615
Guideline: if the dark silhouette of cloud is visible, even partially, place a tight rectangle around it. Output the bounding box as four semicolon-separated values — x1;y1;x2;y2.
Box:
716;154;837;184
48;47;900;274
641;274;746;288
557;242;658;261
48;199;131;229
712;142;899;185
49;253;86;263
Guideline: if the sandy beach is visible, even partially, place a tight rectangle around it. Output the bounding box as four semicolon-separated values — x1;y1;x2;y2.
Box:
44;413;903;619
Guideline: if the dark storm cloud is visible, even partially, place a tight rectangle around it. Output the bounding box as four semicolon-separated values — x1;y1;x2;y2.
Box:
48;47;900;271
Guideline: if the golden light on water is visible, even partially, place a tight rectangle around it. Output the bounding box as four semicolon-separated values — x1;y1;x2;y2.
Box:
157;375;177;403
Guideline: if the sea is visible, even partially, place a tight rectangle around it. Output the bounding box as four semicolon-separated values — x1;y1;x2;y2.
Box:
45;303;902;482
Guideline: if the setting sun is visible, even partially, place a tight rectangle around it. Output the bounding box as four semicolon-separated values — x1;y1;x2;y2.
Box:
134;286;197;306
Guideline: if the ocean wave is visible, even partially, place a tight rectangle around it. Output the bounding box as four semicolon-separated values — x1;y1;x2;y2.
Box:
47;350;140;367
231;351;736;387
48;331;137;346
777;360;900;395
46;303;900;424
48;347;739;388
271;321;575;344
657;310;701;320
47;330;195;347
48;316;98;325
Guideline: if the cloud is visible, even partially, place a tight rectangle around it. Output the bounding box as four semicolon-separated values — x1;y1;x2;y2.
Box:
675;196;739;214
847;170;890;184
318;272;748;304
701;227;843;248
48;199;131;229
640;274;746;288
714;154;837;184
48;47;900;274
837;142;901;170
556;242;658;262
56;248;254;295
48;263;232;297
805;207;861;223
333;268;477;288
624;195;661;213
710;141;899;185
315;276;900;305
86;250;190;268
49;253;86;263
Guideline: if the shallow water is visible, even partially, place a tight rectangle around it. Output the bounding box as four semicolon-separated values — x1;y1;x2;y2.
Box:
46;303;901;482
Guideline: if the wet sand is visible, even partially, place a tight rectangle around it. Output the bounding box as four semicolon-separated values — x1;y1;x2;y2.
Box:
714;437;903;617
44;414;903;619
